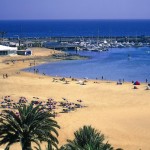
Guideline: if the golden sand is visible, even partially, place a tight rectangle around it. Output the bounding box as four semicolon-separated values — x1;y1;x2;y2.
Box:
0;48;150;150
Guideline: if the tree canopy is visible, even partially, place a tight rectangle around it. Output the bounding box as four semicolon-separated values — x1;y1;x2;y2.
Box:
0;103;60;150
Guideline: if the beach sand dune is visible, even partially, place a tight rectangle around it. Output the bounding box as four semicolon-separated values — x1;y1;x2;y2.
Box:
0;48;150;150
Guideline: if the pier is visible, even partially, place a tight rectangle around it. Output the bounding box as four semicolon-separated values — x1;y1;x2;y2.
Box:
42;42;79;50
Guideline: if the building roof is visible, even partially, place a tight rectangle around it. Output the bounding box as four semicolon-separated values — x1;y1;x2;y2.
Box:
0;45;17;51
17;49;32;52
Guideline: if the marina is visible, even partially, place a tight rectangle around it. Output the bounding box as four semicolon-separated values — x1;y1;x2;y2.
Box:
1;35;150;52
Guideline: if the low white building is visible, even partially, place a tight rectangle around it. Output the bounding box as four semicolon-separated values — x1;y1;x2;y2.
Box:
0;45;17;55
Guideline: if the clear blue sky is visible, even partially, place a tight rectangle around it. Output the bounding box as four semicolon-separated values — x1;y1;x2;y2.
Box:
0;0;150;20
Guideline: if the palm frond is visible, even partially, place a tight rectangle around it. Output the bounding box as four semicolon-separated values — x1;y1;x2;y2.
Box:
0;103;60;150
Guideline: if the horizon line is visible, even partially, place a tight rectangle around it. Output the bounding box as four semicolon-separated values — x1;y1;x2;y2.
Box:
1;18;150;21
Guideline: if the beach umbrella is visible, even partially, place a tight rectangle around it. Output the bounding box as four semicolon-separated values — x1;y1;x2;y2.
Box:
134;81;140;85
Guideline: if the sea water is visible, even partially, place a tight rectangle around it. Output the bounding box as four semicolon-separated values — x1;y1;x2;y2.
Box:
27;47;150;82
0;19;150;37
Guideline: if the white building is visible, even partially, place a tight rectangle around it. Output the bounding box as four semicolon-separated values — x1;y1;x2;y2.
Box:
0;45;17;55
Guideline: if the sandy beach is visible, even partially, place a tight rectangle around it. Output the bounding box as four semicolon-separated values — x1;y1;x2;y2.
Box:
0;47;150;150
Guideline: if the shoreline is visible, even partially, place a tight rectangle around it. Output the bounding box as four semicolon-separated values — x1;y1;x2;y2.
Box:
22;48;149;84
0;47;150;150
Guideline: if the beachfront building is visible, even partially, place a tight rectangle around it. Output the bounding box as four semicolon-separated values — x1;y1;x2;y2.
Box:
17;49;32;56
0;45;17;55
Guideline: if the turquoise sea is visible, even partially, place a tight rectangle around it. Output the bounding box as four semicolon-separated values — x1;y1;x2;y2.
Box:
26;47;150;82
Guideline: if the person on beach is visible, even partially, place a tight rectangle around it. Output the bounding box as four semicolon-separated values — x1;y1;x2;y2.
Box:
146;79;148;83
36;69;39;74
102;76;103;80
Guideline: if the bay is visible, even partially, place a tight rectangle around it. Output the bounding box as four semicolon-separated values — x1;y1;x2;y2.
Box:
27;47;150;82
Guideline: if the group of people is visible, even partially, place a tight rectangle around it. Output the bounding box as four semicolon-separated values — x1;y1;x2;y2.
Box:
60;98;84;113
34;68;39;74
0;96;85;116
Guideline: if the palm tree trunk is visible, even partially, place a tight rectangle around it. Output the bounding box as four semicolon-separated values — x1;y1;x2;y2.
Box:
21;138;32;150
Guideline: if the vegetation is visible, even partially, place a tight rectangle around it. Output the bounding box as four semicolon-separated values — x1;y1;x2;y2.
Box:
60;125;114;150
17;45;26;50
0;103;60;150
0;103;122;150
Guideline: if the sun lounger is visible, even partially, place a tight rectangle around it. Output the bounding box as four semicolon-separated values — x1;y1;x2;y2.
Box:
78;80;85;85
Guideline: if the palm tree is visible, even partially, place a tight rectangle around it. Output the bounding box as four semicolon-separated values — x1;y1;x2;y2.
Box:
0;103;60;150
45;140;56;150
60;125;113;150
